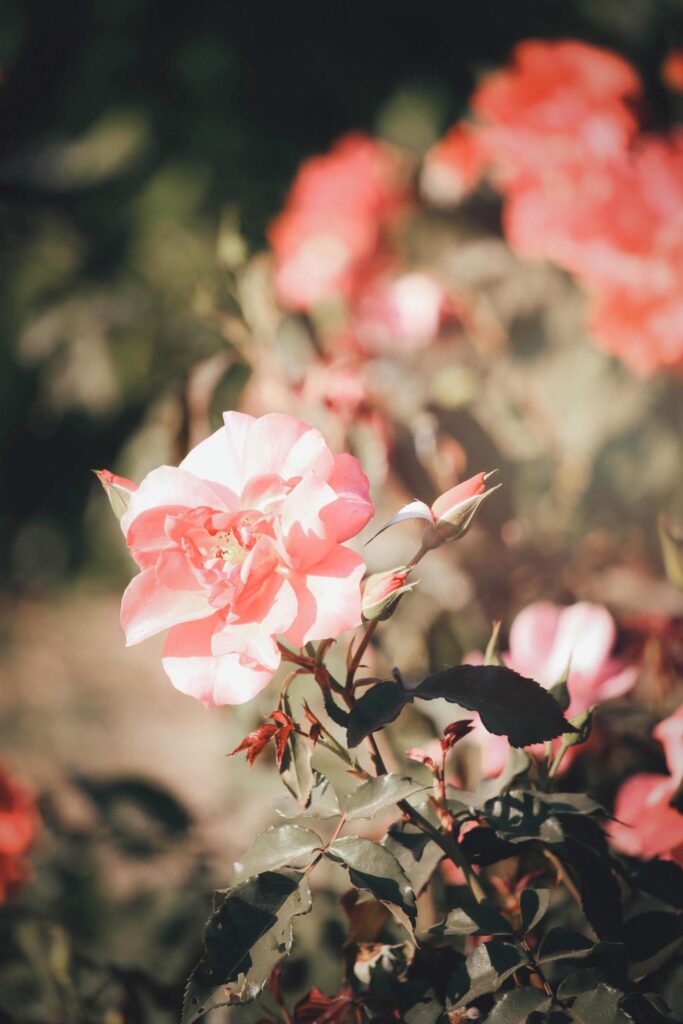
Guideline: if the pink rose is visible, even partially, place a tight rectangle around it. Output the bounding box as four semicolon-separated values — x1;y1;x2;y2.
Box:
104;412;374;707
610;705;683;862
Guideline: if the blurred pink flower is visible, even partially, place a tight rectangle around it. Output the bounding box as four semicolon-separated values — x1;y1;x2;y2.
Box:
351;270;446;354
268;133;408;311
105;412;374;707
472;38;640;186
611;705;683;863
421;122;485;205
464;601;638;778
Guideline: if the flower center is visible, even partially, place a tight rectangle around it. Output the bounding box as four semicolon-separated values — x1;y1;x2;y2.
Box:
213;530;249;565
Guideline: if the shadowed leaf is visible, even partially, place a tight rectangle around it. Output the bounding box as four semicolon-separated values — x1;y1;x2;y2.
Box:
413;665;576;747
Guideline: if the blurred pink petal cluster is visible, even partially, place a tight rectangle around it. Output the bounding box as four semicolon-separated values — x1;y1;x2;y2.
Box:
465;601;638;777
424;39;683;375
0;766;38;902
269;133;447;354
611;705;683;863
103;412;374;707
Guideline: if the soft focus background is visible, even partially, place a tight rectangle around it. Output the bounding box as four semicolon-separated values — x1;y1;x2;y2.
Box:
2;1;683;1021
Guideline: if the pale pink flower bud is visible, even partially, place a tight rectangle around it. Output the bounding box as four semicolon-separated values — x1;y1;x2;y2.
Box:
426;470;500;545
361;567;415;621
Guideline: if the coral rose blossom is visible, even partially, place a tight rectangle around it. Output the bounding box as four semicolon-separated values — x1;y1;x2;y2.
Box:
108;412;374;707
611;705;683;863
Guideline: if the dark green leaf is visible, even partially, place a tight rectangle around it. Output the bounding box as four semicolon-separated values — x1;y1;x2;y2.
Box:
274;771;341;820
403;995;445;1024
347;682;411;748
413;665;576;747
570;983;629;1024
482;791;565;845
382;825;443;896
234;825;321;879
558;968;611;999
537;928;594;964
489;988;551;1022
326;836;417;938
279;694;314;806
520;889;550;934
627;859;683;911
344;774;427;820
460;826;521;866
560;816;622;942
619;992;679;1024
623;911;683;978
448;939;528;1007
182;869;311;1022
430;901;513;937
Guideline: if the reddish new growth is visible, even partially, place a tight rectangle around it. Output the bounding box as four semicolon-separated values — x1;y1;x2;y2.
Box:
229;711;295;767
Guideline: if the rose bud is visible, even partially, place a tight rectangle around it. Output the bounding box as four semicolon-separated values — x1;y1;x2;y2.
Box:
425;470;500;546
361;567;416;621
366;470;500;550
94;469;138;521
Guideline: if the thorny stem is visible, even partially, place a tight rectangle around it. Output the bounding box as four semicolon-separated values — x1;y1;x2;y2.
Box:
520;937;554;999
345;620;378;688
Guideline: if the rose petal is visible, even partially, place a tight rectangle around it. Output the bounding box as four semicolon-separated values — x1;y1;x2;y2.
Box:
162;614;277;707
121;567;213;646
284;546;365;647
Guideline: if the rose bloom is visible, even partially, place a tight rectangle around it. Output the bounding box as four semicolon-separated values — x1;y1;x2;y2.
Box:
611;705;683;863
472;38;641;186
268;133;408;311
464;601;637;778
108;412;374;707
504;133;683;374
0;766;39;902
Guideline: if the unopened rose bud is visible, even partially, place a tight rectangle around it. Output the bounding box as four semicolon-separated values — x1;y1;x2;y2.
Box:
361;567;416;621
425;470;501;547
94;469;138;521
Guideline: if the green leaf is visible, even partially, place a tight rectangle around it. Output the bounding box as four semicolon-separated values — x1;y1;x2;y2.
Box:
182;869;311;1022
234;825;321;879
627;858;683;911
279;693;314;806
489;988;551;1022
519;888;550;934
537;928;594;964
403;994;445;1024
430;901;513;937
560;816;622;942
344;774;427;820
347;681;411;748
569;983;629;1024
274;771;341;820
326;836;417;939
623;911;683;978
557;969;612;1000
448;938;528;1007
413;665;576;747
382;824;443;896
